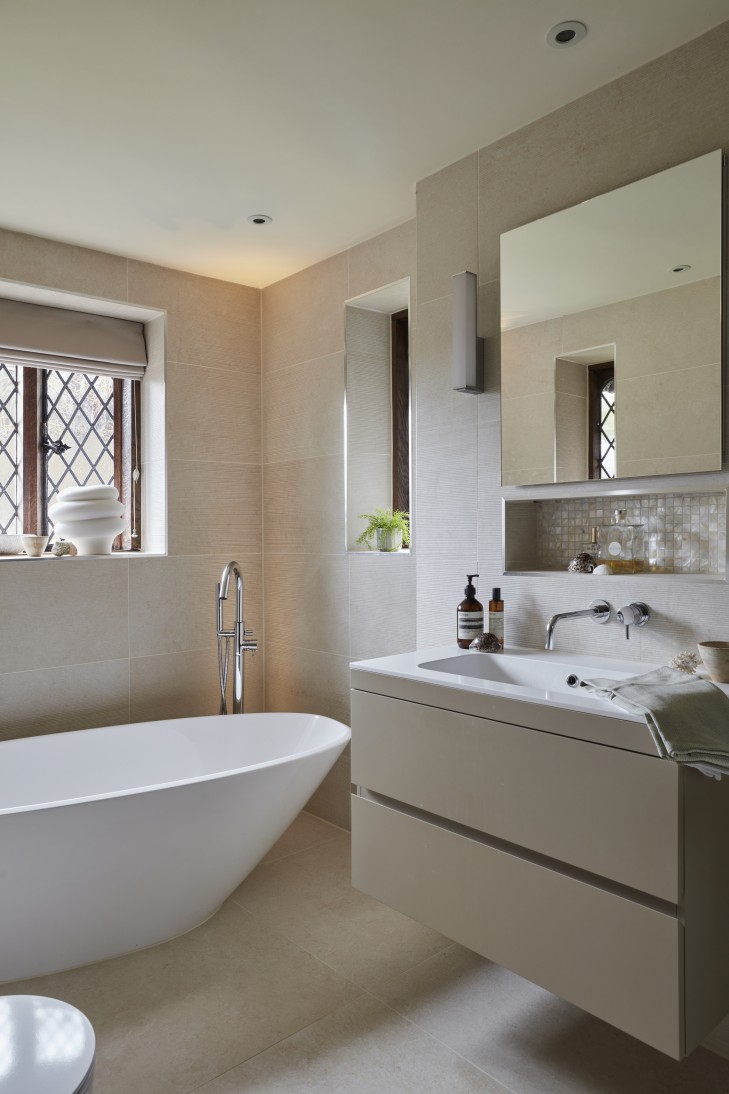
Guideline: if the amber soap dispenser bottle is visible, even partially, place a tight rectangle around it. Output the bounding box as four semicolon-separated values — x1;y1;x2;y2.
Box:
457;574;484;649
489;587;504;649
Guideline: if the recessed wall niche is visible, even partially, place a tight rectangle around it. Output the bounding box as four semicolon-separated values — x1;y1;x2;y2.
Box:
504;492;727;578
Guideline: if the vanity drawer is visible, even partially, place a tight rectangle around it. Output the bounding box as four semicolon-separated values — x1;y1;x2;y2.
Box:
352;794;683;1058
351;690;680;902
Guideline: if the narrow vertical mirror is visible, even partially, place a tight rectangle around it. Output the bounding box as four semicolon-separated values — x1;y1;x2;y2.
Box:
345;278;411;551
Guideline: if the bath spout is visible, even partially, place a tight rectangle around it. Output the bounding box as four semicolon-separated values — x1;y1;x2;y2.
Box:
217;561;257;714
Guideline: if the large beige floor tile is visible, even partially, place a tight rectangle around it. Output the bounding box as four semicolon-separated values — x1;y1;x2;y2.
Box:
260;810;345;866
4;901;361;1094
229;835;452;992
194;994;509;1093
374;943;729;1094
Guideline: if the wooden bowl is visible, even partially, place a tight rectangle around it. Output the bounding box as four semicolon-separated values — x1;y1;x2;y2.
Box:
698;641;729;683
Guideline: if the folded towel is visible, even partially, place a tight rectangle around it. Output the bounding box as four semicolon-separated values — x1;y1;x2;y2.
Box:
579;666;729;773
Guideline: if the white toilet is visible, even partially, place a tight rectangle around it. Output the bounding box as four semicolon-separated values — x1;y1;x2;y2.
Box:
0;996;95;1093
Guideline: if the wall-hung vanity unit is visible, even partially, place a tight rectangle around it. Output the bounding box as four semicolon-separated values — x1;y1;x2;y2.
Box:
350;648;729;1058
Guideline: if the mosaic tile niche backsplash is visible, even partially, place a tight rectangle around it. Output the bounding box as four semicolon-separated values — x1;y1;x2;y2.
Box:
537;493;727;576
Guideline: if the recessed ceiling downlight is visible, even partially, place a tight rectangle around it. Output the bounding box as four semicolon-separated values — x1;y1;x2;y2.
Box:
546;21;587;48
247;214;273;225
671;263;692;273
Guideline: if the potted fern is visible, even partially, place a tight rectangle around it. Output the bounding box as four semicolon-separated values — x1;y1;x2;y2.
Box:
356;508;410;552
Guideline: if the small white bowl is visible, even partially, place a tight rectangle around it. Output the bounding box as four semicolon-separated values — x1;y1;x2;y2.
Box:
698;641;729;684
21;534;50;557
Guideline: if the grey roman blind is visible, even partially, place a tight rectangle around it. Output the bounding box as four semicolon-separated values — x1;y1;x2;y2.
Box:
0;297;147;378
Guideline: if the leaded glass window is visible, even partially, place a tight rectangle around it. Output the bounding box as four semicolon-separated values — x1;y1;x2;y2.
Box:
588;363;616;480
0;364;22;534
43;370;115;509
0;362;139;548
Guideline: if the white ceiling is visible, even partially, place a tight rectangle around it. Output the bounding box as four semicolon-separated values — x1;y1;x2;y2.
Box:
2;0;728;289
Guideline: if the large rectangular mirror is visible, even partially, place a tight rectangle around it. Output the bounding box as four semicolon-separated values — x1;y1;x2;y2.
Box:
345;278;411;550
500;150;723;486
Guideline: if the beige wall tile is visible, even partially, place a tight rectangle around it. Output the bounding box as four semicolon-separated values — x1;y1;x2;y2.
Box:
130;647;222;722
262;354;344;464
349;552;416;660
0;228;128;299
416;423;478;554
417;154;478;306
264;643;350;725
305;753;353;830
263;456;344;555
167;460;261;556
501;320;561;398
262;252;347;373
348;219;416;301
265;555;350;656
416;296;478;433
415;554;481;649
0;558;129;674
500;393;554;481
128;260;260;372
130;554;262;658
555;392;588;483
167;361;261;465
0;659;130;741
618;365;722;468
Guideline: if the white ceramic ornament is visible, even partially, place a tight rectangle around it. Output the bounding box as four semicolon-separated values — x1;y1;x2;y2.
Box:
48;484;126;555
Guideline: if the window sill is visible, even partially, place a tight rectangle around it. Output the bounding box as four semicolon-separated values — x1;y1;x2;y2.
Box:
0;551;166;561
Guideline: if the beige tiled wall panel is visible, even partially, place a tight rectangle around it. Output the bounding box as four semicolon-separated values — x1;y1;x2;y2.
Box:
618;366;721;470
415;296;477;434
0;228;128;299
348;219;417;302
128;261;260;373
0;559;130;674
167;361;261;464
263;457;344;555
264;644;351;726
0;236;262;740
349;552;417;661
130;647;223;723
417;154;478;306
265;555;350;656
262;253;348;373
166;461;262;557
262;354;344;464
0;660;130;742
129;554;262;659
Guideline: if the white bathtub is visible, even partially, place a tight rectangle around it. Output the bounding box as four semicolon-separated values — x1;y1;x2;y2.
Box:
0;712;350;982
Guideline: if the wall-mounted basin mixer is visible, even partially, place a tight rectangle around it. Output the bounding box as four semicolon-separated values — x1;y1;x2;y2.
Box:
616;601;650;640
545;600;611;650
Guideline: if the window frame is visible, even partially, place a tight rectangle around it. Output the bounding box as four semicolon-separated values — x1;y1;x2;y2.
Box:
15;365;140;550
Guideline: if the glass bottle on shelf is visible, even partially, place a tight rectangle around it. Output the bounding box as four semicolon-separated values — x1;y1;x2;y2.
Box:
583;526;601;569
602;509;644;573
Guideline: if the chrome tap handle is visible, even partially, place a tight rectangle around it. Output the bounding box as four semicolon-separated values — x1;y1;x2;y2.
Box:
616;602;650;640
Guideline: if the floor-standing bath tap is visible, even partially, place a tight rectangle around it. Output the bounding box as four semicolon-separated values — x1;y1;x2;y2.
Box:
217;561;257;714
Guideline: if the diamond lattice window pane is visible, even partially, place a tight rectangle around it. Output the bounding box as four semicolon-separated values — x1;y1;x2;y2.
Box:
0;363;22;534
44;370;115;515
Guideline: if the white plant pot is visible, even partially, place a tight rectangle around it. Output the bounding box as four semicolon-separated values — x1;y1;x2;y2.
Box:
376;528;402;552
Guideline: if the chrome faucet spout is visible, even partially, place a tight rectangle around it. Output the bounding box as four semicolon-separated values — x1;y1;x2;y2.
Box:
216;561;257;714
545;600;611;650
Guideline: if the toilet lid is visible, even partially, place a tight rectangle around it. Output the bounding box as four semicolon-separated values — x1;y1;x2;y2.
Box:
0;995;96;1094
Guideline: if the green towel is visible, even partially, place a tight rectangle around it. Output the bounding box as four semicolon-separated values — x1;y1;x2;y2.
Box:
580;666;729;771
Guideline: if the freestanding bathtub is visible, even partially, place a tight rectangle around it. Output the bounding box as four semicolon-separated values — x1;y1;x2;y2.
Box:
0;712;350;982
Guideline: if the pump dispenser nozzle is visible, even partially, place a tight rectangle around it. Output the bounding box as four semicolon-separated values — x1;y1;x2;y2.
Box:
465;574;479;596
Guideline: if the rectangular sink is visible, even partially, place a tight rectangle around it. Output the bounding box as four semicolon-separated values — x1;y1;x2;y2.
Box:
417;651;634;694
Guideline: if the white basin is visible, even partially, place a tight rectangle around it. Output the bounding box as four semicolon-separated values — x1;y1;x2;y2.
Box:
418;649;639;693
351;644;662;720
